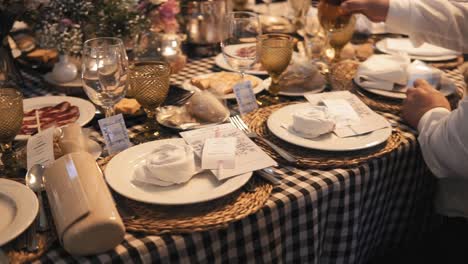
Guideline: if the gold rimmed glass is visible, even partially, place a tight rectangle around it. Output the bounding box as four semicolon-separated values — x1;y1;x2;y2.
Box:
129;61;170;142
257;33;294;98
318;0;356;62
0;88;23;175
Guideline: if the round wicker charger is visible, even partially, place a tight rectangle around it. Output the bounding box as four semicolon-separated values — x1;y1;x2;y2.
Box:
243;102;405;170
114;177;272;235
97;157;273;235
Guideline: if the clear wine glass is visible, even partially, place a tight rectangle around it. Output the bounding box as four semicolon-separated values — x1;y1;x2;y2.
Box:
82;37;128;117
288;0;310;30
221;11;262;82
0;88;23;176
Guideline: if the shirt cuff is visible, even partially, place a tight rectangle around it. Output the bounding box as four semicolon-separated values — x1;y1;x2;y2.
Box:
417;107;451;132
385;0;413;36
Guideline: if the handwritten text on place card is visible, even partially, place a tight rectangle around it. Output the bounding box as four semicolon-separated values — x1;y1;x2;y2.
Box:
27;127;55;170
98;114;132;155
233;80;258;115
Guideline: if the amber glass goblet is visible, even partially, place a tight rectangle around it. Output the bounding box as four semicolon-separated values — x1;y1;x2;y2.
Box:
129;61;170;143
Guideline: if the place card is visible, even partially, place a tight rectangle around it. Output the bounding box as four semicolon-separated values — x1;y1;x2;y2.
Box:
202;137;237;170
304;91;389;137
98;114;132;155
27;127;55;170
233;80;258;115
180;123;277;180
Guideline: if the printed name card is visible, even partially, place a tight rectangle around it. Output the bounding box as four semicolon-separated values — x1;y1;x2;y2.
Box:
201;137;237;170
233;80;258;115
27;127;55;170
304;91;389;138
98;114;132;155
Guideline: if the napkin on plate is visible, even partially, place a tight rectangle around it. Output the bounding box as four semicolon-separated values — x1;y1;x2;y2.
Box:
289;106;336;139
406;60;442;87
384;38;459;57
133;143;197;186
279;60;326;92
354;54;410;91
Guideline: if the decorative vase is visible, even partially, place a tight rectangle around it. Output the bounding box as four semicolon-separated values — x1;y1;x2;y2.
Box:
50;54;78;83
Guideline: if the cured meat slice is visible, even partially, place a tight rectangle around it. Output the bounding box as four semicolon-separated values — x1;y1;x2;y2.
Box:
20;101;81;135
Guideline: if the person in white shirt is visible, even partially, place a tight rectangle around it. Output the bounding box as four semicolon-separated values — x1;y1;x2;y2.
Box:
340;0;468;263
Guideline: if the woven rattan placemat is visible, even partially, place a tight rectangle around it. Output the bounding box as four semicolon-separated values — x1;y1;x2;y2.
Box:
97;157;272;235
113;176;272;235
243;102;405;170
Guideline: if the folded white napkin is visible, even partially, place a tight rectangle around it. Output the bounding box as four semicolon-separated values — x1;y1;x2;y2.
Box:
355;55;443;91
133;144;196;186
354;54;410;91
384;38;459;57
407;60;442;87
290;106;336;139
279;60;325;91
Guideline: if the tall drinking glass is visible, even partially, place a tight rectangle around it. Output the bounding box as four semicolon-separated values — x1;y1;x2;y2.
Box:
221;11;262;81
0;88;23;175
318;0;356;61
288;0;310;30
129;61;170;142
82;37;128;117
257;34;294;98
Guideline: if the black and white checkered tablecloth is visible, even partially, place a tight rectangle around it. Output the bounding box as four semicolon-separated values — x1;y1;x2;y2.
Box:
19;57;465;264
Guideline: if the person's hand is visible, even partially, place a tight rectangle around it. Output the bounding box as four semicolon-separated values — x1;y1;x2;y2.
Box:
340;0;390;22
402;79;451;128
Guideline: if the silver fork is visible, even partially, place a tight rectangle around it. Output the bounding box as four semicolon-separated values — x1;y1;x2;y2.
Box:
229;115;297;163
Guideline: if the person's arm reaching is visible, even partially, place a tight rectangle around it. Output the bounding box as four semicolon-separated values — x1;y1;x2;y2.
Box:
402;80;468;179
341;0;468;53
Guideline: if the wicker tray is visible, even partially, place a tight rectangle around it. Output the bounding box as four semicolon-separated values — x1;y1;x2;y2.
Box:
243;102;405;170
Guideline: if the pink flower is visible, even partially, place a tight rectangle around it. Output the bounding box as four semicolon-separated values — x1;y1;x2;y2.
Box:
61;18;73;26
158;0;179;20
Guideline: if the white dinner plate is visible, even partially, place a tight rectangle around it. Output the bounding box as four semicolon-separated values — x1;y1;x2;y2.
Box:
356;73;457;100
182;73;267;100
105;138;252;205
16;96;96;140
0;179;39;246
267;102;392;151
263;77;326;97
375;39;459;61
215;53;267;76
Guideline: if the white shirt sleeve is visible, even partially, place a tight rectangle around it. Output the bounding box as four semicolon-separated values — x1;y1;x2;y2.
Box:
417;96;468;179
385;0;468;52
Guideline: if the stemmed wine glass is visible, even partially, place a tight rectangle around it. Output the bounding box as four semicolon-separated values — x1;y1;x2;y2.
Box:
317;0;356;62
221;11;262;82
257;34;294;99
129;61;170;143
82;37;128;118
288;0;310;30
0;88;23;175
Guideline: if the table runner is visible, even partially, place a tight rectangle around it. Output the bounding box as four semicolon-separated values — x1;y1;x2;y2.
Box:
15;57;459;264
